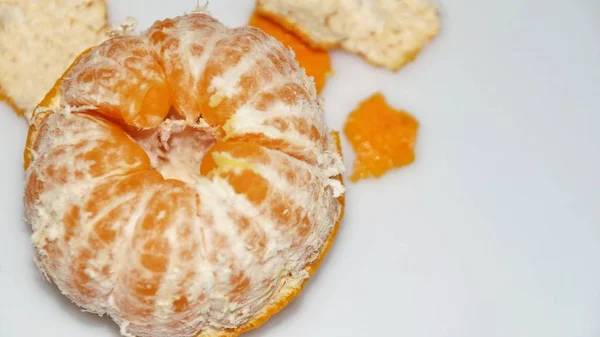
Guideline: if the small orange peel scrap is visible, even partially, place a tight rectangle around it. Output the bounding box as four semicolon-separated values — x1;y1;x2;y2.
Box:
249;11;332;94
344;93;419;182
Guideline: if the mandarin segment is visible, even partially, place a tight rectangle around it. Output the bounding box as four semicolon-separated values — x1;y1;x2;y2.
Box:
200;26;286;127
202;140;341;261
61;36;170;129
146;14;226;122
344;93;419;181
196;132;346;337
108;178;210;336
64;170;164;311
248;12;331;94
190;179;285;328
222;83;329;165
24;112;152;219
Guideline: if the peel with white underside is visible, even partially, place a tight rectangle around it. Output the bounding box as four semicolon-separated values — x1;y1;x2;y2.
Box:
0;0;109;115
256;0;441;71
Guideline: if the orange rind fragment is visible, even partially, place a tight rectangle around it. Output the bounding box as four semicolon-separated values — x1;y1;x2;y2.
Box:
249;12;331;94
344;93;418;182
0;0;108;116
255;0;440;71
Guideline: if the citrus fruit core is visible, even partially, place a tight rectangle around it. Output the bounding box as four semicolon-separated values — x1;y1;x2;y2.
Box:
126;115;218;183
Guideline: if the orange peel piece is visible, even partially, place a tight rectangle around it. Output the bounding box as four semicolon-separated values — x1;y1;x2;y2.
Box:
0;0;108;116
249;11;332;94
344;93;419;182
255;0;440;71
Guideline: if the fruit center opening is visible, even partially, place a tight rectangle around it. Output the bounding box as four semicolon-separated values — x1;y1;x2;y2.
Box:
127;115;218;183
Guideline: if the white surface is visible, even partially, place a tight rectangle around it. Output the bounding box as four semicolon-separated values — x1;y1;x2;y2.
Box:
1;0;599;336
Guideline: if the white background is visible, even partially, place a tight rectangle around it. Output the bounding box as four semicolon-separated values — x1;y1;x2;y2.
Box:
1;0;599;336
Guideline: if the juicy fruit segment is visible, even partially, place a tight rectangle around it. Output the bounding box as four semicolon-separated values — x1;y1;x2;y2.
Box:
344;93;418;181
61;36;170;129
64;170;164;311
197;26;293;128
193;132;346;337
202;141;340;258
249;12;331;94
107;177;206;336
24;111;154;224
146;14;225;122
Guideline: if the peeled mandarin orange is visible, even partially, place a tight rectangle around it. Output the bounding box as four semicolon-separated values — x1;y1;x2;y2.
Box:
343;93;419;182
248;11;332;94
24;12;344;337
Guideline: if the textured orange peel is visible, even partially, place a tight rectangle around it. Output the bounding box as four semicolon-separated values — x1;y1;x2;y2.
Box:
249;11;332;94
344;93;419;182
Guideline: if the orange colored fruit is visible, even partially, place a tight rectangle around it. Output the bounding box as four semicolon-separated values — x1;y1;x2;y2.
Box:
24;13;344;337
61;36;171;129
344;93;419;181
248;11;331;94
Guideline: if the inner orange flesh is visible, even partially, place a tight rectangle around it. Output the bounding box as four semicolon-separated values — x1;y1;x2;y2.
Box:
203;131;344;337
343;93;419;182
24;16;344;337
249;12;331;94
